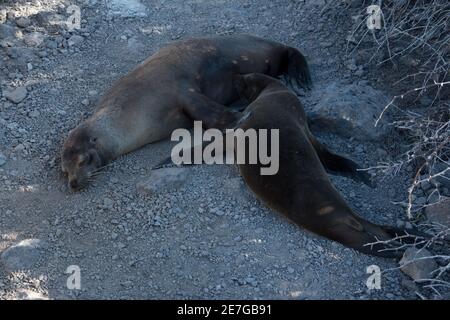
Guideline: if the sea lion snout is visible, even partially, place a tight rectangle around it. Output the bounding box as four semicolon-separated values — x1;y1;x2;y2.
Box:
61;127;104;191
62;159;91;191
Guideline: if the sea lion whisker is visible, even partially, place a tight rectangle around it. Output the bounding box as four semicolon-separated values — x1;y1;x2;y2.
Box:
90;171;105;176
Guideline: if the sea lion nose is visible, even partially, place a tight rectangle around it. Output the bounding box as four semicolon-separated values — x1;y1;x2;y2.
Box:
69;179;79;190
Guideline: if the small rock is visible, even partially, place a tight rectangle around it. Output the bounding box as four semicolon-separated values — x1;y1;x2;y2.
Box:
399;247;438;281
56;228;63;237
1;239;47;272
3;86;27;104
345;0;364;8
103;197;114;209
34;11;65;31
68;35;84;47
420;179;432;191
16;17;31;28
346;34;357;45
223;177;253;203
23;32;45;46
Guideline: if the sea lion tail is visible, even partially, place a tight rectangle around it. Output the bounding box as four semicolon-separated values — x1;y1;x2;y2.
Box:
286;47;312;92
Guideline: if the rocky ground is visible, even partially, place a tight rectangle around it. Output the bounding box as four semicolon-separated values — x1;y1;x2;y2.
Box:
0;0;449;300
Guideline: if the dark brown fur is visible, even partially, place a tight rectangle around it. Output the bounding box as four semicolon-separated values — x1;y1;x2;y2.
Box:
229;73;420;258
61;34;311;190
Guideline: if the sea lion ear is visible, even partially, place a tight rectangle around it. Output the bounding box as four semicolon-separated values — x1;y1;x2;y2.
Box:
90;137;97;144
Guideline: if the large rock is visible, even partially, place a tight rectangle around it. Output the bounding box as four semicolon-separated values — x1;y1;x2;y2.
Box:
425;198;450;228
309;82;390;141
399;247;438;281
137;167;191;195
107;0;147;18
3;86;27;104
1;239;48;272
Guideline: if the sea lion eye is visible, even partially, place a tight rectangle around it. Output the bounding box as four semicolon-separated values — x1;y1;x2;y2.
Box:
78;154;92;166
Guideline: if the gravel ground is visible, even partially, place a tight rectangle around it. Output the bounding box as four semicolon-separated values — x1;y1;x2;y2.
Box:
0;0;441;299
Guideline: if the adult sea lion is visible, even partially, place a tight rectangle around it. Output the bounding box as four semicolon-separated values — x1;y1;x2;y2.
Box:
166;73;421;257
61;34;311;190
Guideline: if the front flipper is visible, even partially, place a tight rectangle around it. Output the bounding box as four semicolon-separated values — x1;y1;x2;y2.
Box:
308;135;375;188
181;92;240;129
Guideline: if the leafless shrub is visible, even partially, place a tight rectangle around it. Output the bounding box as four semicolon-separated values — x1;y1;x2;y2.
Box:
348;0;449;214
348;0;449;297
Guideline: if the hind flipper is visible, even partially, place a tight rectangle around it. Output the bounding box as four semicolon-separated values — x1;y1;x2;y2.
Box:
308;135;375;188
331;216;415;258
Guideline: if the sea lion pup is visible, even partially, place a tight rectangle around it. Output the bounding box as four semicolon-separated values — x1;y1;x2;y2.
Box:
220;73;421;258
61;34;312;190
